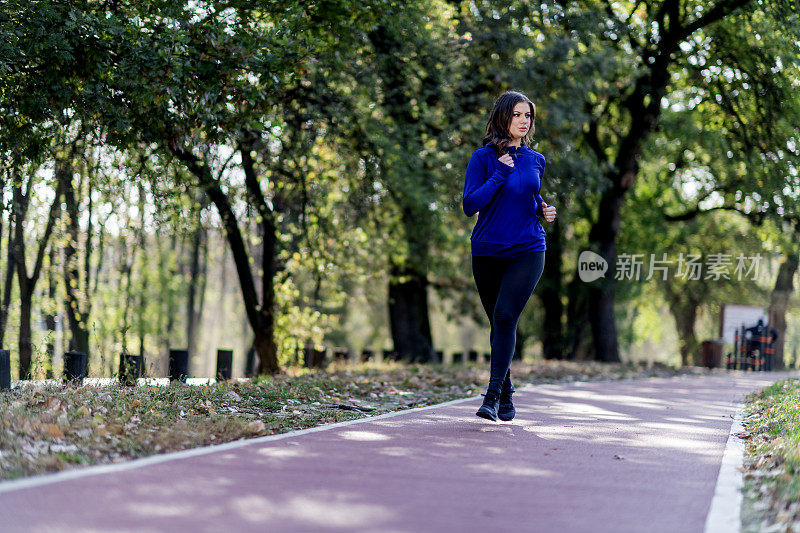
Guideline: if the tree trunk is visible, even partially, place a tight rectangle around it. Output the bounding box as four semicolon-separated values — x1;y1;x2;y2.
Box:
386;202;437;363
92;214;106;297
769;250;798;370
240;141;280;374
163;232;179;359
364;25;438;364
62;164;91;357
388;262;435;362
513;330;527;360
154;228;175;375
45;248;57;378
120;230;133;353
137;251;146;359
12;164;64;379
135;184;147;359
18;291;33;379
580;8;682;362
186;196;207;362
669;300;699;366
0;199;15;346
565;271;592;360
541;218;565;359
586;188;624;362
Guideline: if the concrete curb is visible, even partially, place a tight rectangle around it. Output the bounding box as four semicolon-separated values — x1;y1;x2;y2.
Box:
703;401;748;533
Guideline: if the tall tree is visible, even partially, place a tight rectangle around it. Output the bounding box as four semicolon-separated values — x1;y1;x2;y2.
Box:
0;170;15;346
11;162;65;378
186;192;208;363
62;153;94;356
103;1;391;373
768;232;799;370
526;0;800;362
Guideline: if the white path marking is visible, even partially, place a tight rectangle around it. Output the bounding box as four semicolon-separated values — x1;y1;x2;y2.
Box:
704;402;747;533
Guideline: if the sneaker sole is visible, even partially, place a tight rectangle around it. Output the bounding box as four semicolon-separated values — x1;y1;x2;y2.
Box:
497;404;515;421
476;408;498;421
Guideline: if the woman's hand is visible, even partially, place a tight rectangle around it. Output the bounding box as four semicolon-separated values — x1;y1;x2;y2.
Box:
498;154;514;168
541;201;557;223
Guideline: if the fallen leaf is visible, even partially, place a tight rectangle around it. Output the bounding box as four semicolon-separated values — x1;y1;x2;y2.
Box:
45;397;61;412
246;420;266;434
43;424;65;440
21;420;41;437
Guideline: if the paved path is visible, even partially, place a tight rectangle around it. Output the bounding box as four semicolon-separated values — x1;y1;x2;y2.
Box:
1;371;796;532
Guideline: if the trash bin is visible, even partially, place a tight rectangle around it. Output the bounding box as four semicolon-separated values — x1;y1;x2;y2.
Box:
701;339;724;368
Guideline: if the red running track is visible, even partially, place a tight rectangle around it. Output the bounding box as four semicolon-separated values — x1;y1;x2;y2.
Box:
0;372;794;533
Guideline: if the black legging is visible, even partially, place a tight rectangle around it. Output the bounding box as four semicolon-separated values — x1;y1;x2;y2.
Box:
471;251;546;393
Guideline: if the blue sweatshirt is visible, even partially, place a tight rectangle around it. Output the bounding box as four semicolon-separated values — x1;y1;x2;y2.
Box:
462;144;547;256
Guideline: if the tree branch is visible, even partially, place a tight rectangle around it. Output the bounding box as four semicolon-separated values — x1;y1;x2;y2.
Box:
679;0;751;39
584;102;609;165
169;138;263;332
664;202;765;224
31;174;64;286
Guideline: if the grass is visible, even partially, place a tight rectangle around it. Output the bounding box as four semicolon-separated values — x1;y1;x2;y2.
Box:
740;378;800;532
0;359;710;482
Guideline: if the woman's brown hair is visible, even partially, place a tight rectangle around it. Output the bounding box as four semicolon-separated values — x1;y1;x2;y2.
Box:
481;90;536;157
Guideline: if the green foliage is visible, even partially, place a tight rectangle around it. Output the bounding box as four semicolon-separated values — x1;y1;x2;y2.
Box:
1;0;799;374
745;378;800;502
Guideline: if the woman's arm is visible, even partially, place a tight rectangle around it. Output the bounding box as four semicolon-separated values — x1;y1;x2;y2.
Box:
533;154;547;218
462;150;513;217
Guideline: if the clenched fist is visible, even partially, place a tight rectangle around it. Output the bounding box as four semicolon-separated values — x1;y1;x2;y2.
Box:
541;201;557;222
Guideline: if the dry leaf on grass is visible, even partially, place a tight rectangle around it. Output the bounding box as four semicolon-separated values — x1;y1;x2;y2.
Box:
246;420;266;435
42;424;65;440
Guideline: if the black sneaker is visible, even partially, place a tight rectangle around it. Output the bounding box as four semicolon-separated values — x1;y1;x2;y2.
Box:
497;382;515;421
476;390;500;421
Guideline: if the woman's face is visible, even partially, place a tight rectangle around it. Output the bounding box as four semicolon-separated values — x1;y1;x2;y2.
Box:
509;102;532;140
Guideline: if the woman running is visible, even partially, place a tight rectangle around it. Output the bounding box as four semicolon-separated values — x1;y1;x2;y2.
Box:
462;90;557;421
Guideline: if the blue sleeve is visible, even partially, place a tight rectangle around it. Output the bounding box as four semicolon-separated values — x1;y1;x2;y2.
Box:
462;150;513;217
534;154;546;218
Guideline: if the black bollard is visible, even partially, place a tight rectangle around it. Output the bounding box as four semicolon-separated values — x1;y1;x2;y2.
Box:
64;351;88;384
169;349;189;383
744;324;751;370
119;353;142;386
361;349;374;362
0;349;10;390
216;349;233;380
